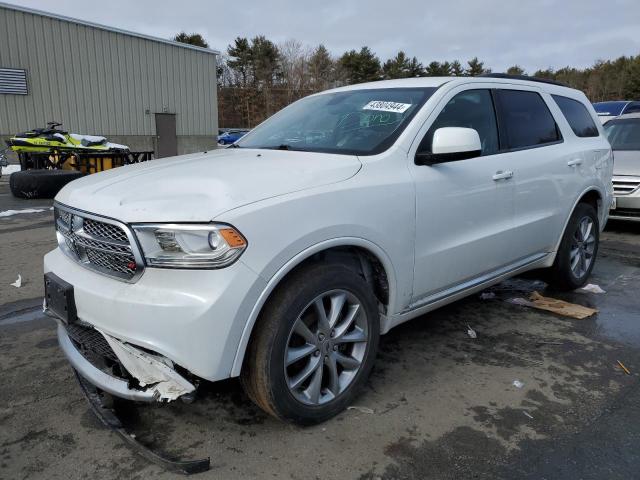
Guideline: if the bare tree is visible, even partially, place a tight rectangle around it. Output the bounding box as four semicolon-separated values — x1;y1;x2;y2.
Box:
279;39;311;100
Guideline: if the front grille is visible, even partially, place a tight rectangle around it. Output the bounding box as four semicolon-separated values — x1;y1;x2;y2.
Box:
610;208;640;218
65;322;118;362
54;205;143;281
83;218;129;243
612;176;640;196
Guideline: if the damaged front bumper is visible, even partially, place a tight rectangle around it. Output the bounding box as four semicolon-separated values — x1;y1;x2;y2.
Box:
56;321;195;402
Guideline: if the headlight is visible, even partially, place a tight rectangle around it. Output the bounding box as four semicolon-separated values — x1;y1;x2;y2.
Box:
132;223;247;269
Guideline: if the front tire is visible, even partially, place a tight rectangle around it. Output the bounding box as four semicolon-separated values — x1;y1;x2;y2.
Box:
241;263;380;425
547;203;599;291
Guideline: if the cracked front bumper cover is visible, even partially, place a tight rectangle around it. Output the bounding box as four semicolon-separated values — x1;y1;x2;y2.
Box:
57;322;193;402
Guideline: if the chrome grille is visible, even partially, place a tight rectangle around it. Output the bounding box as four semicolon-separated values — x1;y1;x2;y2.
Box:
612;176;640;196
54;205;143;281
83;218;129;243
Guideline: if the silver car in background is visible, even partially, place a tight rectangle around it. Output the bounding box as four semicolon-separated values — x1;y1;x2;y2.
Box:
605;113;640;221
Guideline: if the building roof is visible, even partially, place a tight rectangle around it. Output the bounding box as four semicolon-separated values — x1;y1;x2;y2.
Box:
0;1;219;55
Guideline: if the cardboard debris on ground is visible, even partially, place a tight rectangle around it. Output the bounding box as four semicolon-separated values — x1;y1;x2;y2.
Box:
509;291;598;319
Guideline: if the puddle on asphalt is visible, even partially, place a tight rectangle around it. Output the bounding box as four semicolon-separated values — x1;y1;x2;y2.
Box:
0;307;46;326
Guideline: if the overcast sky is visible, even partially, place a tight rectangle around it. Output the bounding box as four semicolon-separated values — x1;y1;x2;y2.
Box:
8;0;640;72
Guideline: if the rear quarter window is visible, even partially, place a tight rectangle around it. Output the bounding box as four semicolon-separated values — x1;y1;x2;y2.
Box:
495;90;561;150
552;95;599;138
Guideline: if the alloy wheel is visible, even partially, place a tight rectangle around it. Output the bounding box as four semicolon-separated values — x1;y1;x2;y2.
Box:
570;216;596;278
284;289;369;405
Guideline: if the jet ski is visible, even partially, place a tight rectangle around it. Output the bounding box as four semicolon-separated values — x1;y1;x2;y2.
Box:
6;122;129;153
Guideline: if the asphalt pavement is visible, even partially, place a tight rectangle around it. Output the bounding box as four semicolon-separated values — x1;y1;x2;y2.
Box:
1;175;639;480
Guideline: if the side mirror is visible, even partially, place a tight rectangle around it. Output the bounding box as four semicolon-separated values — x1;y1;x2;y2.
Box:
415;127;482;165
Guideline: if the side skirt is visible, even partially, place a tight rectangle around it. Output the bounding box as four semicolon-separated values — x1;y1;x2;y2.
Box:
381;252;551;333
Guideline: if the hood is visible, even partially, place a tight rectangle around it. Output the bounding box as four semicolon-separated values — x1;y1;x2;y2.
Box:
613;150;640;176
56;149;361;222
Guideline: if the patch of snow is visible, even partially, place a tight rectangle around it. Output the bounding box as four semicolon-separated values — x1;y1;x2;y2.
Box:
0;208;46;218
105;142;129;150
2;165;21;175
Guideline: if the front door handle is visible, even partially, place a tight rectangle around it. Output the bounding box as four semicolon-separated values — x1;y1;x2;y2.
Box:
567;159;583;167
492;170;513;181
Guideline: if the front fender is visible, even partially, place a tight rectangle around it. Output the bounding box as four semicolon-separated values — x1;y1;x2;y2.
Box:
229;237;397;377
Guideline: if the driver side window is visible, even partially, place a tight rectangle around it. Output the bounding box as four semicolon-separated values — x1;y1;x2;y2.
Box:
418;89;499;156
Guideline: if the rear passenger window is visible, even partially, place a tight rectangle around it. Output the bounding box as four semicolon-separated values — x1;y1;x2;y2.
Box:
552;95;599;137
495;90;561;149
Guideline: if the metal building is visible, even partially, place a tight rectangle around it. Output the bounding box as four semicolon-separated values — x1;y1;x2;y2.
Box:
0;2;219;158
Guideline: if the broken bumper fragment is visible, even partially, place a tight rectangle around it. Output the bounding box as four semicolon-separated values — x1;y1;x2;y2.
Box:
56;322;195;402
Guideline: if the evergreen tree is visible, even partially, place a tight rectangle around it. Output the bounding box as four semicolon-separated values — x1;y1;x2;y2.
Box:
450;60;464;76
466;57;488;76
382;51;412;79
338;47;381;84
308;45;334;89
506;65;526;75
173;32;209;48
227;37;253;86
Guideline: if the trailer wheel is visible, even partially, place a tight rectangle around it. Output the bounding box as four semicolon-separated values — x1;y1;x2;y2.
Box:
9;170;84;199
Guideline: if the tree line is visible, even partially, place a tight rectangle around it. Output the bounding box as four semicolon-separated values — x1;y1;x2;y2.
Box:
174;32;640;127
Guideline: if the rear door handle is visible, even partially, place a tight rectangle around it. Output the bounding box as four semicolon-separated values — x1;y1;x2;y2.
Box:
567;159;583;167
492;170;513;181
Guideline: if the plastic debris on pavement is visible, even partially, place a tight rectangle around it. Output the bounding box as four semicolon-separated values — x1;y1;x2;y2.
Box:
523;411;534;419
512;380;525;389
467;325;477;339
577;284;606;294
10;274;22;288
507;297;535;307
480;292;496;300
508;291;597;319
347;406;375;414
617;360;631;375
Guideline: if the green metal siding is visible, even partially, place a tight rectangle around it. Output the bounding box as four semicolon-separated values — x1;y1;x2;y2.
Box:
0;5;217;137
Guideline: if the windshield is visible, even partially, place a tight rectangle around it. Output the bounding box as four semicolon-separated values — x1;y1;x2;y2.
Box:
237;87;437;155
604;118;640;150
593;101;628;116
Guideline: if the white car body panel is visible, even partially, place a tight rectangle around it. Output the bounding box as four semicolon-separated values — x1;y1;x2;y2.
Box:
55;149;362;222
46;76;613;389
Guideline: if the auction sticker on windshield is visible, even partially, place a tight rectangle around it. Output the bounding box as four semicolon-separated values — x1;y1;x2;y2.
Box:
363;101;412;113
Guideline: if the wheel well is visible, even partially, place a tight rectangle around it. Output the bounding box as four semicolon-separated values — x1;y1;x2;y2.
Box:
237;245;391;376
283;246;390;312
578;190;601;214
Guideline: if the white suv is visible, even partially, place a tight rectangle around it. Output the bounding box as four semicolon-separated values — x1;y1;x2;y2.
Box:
45;75;613;424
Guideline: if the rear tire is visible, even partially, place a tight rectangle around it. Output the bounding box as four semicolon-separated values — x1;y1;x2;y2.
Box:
546;203;599;291
241;263;380;425
9;169;83;199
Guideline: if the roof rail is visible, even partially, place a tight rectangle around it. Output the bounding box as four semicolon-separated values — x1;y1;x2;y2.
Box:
477;73;569;87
